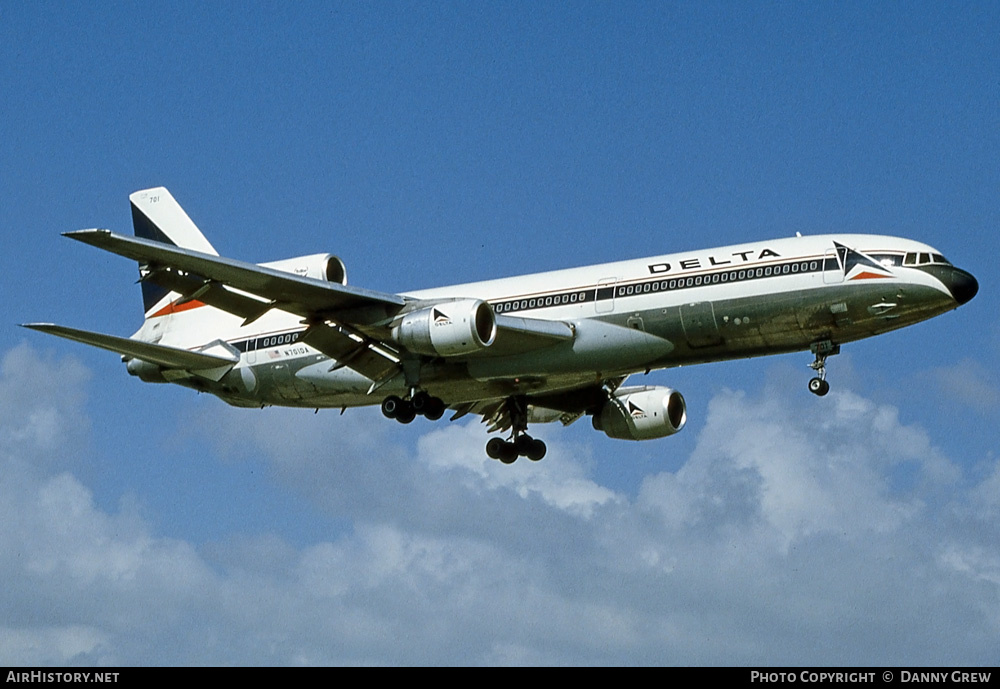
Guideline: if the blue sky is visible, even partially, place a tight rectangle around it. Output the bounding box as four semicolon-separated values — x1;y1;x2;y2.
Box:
2;2;998;665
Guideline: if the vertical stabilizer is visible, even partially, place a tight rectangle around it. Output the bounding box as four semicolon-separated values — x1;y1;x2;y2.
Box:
130;187;218;316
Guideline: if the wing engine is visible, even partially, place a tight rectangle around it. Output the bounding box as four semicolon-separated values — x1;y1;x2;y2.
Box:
391;299;497;357
260;253;347;285
592;385;687;440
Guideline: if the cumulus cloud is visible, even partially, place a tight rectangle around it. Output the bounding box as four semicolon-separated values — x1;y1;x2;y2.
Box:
929;358;1000;413
1;343;998;665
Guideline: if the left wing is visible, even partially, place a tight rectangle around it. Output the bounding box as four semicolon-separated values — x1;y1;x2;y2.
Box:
20;323;239;381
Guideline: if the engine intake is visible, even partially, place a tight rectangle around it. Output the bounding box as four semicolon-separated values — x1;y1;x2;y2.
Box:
592;386;687;441
392;299;497;357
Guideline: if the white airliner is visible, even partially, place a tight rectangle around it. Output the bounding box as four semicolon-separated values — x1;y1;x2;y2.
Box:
25;188;978;462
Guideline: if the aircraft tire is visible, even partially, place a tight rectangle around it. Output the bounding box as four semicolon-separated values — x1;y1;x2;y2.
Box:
381;395;402;419
808;378;830;396
411;391;431;414
423;397;446;421
498;442;518;464
486;437;505;459
395;400;416;423
526;439;546;461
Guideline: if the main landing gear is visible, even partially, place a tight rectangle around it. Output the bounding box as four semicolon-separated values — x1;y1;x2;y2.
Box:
484;395;547;464
807;341;840;397
380;391;548;463
486;433;547;464
381;391;446;423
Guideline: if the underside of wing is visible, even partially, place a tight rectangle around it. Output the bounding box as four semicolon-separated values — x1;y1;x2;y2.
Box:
454;376;627;431
298;320;401;385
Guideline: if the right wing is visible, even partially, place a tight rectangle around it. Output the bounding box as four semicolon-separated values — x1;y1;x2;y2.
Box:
61;230;604;384
65;229;407;325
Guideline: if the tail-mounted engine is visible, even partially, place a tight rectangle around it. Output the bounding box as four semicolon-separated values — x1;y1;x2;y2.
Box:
392;299;497;357
260;253;348;285
592;385;687;441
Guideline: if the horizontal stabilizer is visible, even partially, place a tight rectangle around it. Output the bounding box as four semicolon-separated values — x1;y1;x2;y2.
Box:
21;323;239;370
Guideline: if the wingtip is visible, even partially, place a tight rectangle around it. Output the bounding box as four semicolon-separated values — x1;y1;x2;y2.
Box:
62;228;111;239
20;323;56;332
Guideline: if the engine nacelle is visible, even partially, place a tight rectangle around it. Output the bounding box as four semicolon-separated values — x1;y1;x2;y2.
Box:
125;357;168;383
259;253;347;285
392;299;497;357
592;386;687;441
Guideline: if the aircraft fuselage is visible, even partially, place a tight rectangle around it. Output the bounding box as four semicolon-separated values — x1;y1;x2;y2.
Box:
145;233;973;410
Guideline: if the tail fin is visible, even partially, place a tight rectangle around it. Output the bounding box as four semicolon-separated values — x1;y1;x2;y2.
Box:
130;187;218;316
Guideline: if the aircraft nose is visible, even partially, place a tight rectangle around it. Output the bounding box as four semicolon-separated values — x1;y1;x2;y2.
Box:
947;268;979;305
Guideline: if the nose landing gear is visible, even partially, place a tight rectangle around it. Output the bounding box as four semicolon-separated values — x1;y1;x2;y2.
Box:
808;341;840;397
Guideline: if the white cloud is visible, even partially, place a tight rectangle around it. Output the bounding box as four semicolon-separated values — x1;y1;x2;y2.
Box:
936;358;1000;407
0;626;110;667
416;420;620;517
2;344;999;665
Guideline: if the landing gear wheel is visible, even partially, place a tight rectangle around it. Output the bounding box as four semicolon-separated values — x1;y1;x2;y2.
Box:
411;391;431;414
497;442;518;464
395;400;416;424
526;438;546;461
808;377;830;396
381;395;403;419
514;434;535;456
411;391;446;421
423;397;446;421
486;437;505;460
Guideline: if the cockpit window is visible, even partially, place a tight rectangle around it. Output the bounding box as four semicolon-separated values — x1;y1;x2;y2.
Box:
870;253;903;267
903;252;952;267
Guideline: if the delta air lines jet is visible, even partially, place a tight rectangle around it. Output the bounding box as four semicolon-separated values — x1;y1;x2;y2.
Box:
24;188;978;463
